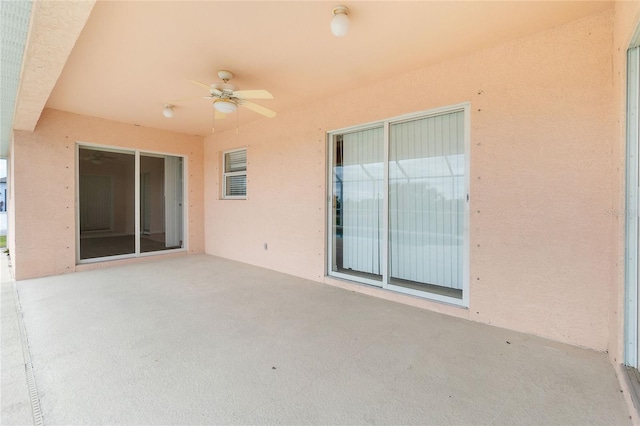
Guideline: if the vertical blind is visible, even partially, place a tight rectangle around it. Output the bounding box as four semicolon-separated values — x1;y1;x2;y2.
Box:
389;111;465;290
341;127;384;275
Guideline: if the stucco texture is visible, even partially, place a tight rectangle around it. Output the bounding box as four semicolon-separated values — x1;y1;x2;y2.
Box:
205;11;616;351
610;0;640;367
12;109;204;280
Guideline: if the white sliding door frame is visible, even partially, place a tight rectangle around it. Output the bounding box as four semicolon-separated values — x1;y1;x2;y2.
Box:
327;103;470;307
75;142;188;264
140;149;189;257
382;120;390;286
164;155;182;247
327;123;385;288
135;151;141;255
626;43;640;368
75;144;137;264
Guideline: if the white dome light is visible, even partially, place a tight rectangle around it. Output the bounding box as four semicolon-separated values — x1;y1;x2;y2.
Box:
213;100;238;114
162;104;174;118
331;5;349;37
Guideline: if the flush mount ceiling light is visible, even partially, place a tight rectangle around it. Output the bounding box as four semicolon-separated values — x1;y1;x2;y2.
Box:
213;99;238;114
162;104;174;118
330;5;349;37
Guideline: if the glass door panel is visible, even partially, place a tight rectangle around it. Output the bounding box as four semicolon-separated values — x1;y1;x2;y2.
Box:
389;112;465;299
330;127;384;282
79;148;135;260
139;154;184;253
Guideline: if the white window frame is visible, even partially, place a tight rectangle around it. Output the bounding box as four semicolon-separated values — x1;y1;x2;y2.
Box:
222;148;247;200
326;103;470;307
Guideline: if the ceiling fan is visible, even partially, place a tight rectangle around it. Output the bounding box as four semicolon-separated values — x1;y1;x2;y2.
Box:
80;151;118;165
188;70;276;119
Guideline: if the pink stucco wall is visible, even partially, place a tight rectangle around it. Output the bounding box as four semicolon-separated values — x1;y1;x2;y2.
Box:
205;11;616;351
611;0;640;367
12;108;205;280
610;2;640;416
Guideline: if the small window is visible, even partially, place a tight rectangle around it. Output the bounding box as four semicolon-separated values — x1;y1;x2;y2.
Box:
223;148;247;199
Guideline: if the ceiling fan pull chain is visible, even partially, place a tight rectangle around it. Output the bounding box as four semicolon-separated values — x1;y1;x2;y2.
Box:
212;106;215;134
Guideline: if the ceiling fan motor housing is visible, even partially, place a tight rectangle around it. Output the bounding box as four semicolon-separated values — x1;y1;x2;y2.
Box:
210;82;237;96
217;70;233;82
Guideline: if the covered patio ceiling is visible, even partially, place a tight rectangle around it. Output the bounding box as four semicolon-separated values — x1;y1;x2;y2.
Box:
13;0;612;140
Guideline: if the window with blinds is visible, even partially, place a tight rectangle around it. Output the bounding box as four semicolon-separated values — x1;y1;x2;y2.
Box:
327;104;469;306
223;148;247;199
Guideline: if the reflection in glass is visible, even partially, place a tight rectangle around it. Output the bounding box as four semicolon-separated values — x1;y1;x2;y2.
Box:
140;154;183;253
79;148;184;261
331;127;384;282
79;148;135;259
389;112;465;299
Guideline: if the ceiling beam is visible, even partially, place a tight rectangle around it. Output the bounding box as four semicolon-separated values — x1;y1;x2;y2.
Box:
13;0;96;132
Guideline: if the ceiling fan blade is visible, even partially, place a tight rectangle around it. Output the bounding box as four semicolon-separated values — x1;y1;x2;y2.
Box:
189;80;211;90
241;101;276;118
233;89;273;100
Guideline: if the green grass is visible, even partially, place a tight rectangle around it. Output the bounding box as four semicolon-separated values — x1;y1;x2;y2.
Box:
0;235;6;248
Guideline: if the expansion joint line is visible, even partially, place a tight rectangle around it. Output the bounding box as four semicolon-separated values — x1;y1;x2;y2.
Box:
11;264;44;426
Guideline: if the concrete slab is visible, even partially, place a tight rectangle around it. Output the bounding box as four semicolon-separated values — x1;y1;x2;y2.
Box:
16;254;631;424
1;254;34;425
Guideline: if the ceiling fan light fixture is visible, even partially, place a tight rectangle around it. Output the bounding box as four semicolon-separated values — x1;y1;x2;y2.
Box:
213;99;238;114
331;5;349;37
162;104;174;118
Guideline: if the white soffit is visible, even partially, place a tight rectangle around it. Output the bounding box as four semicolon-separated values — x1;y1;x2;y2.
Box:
12;0;95;134
0;0;32;158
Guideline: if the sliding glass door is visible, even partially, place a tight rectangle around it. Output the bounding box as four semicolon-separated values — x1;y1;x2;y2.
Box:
77;145;185;262
139;154;183;253
79;147;136;260
330;127;384;283
328;105;469;305
388;112;465;299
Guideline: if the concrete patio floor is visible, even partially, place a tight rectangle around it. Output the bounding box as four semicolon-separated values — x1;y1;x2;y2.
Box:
2;254;633;424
